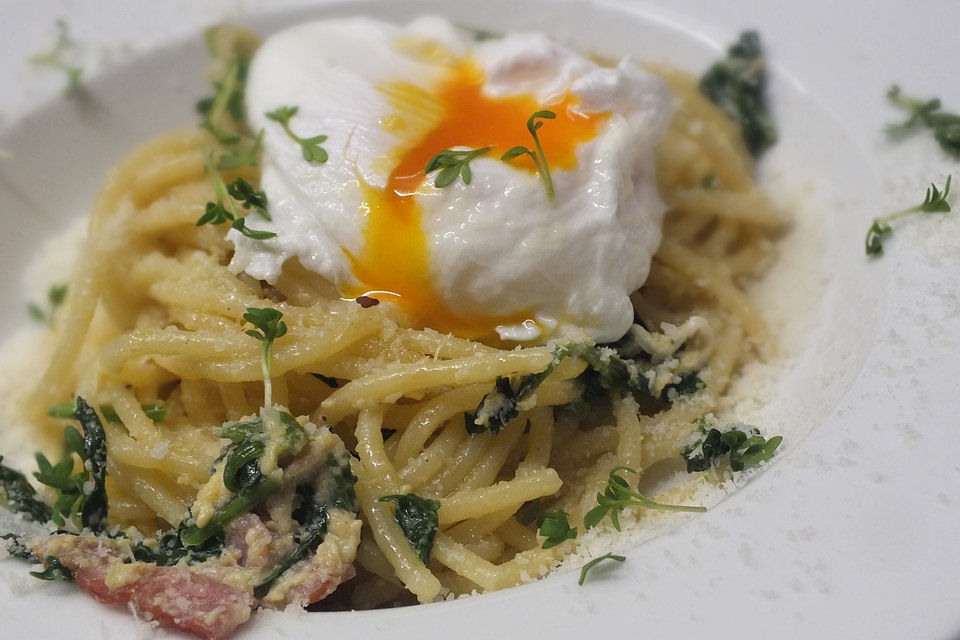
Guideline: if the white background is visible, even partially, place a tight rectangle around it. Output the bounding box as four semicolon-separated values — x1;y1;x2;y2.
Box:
1;1;959;639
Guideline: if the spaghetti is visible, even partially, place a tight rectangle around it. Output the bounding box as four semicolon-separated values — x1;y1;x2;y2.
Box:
10;22;784;615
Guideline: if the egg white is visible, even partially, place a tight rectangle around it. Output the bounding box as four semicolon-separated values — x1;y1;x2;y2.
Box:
231;16;671;343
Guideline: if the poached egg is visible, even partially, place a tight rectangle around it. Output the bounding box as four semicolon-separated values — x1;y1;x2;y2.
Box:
230;17;671;343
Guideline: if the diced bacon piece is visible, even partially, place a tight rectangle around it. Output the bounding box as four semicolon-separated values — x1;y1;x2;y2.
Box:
73;563;138;604
130;567;256;640
31;535;139;604
31;535;255;640
304;563;356;605
225;514;267;566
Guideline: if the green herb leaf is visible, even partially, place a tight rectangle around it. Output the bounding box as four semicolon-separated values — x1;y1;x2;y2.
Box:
538;508;577;549
46;402;76;419
198;55;250;146
425;146;492;188
194;29;266;176
27;303;46;324
216;129;263;171
26;283;68;326
266;105;329;164
886;86;960;158
699;31;776;156
864;175;951;256
500;146;531;161
30;556;73;582
196;200;233;227
28;20;83;95
457;25;502;41
377;493;440;564
244;307;287;407
518;498;547;527
48;401;166;424
500;111;557;201
584;466;705;531
243;307;287;343
196;153;275;239
231;217;278;240
141;403;169;423
578;552;626;585
48;284;68;306
226;177;269;220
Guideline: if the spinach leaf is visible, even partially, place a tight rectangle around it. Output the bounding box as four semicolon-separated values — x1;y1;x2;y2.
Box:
179;477;280;547
253;448;358;589
256;486;329;590
0;456;51;522
180;410;307;546
1;533;35;560
377;494;440;564
659;372;705;401
700;31;777;155
681;418;782;472
33;397;108;532
73;398;108;531
467;347;571;435
315;452;359;514
468;339;704;436
133;524;224;566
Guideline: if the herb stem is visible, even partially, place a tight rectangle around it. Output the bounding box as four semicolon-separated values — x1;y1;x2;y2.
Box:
530;125;554;201
886;181;951;222
204;60;242;144
578;553;626;585
277;119;301;146
500;111;557;203
865;175;951;256
28;20;83;95
261;337;273;408
242;307;287;408
206;154;240;218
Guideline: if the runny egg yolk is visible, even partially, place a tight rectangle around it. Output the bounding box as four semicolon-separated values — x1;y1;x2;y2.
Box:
345;60;607;342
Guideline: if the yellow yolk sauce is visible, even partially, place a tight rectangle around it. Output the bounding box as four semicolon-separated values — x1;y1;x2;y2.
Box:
347;61;606;341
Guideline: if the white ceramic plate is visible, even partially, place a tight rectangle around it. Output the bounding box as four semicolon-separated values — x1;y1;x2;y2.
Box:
1;1;959;638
